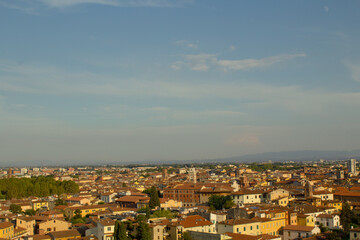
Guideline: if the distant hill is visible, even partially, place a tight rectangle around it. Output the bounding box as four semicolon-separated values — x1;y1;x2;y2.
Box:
208;149;360;163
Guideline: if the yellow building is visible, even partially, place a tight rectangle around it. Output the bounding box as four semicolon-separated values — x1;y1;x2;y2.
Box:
32;200;49;211
297;214;315;227
217;219;261;235
48;229;81;240
0;222;14;239
277;197;289;207
255;217;286;235
65;205;109;218
322;200;342;211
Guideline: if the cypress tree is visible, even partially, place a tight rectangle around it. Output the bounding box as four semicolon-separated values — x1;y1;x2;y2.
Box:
149;186;160;209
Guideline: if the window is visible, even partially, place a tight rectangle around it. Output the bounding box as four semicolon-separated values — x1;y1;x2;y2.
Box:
108;227;111;231
250;226;252;230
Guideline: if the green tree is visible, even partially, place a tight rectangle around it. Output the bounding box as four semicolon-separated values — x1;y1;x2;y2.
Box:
114;220;119;240
145;206;150;219
10;204;22;214
340;202;353;233
137;222;151;240
150;209;176;219
118;222;127;240
55;198;67;206
149;186;160;209
208;195;234;210
24;209;36;216
183;232;193;240
114;221;127;240
135;214;147;222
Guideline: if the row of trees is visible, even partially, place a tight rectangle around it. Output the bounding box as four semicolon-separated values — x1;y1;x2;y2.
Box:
0;176;79;199
113;219;151;240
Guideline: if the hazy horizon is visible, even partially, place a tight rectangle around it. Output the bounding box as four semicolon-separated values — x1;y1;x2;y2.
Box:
1;1;360;165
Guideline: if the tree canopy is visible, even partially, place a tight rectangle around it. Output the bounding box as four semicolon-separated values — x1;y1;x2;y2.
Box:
0;176;79;199
148;186;160;209
208;195;235;210
10;204;22;214
114;221;128;240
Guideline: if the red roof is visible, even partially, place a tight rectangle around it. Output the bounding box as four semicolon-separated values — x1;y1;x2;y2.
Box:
175;215;212;228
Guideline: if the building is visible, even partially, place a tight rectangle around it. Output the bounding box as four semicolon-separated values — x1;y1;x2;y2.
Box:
48;229;81;240
188;168;197;184
85;218;115;240
282;225;320;240
16;217;35;235
217;219;261;235
37;219;71;235
167;215;215;240
253;217;286;236
115;195;149;209
297;214;315;227
0;222;14;239
64;205;109;218
348;159;357;175
350;227;360;240
100;193;117;203
315;214;341;230
231;190;262;205
31;200;49;211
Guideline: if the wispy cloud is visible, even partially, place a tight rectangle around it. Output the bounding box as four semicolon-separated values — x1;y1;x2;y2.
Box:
173;40;198;49
172;52;306;72
0;0;192;12
217;53;306;71
345;61;360;82
324;6;329;12
0;0;38;14
2;59;360;119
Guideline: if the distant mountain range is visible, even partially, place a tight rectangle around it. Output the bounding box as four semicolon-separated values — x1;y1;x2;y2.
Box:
202;149;360;163
4;149;360;167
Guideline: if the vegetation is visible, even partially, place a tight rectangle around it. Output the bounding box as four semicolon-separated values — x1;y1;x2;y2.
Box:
135;214;148;222
208;195;235;210
114;221;128;240
71;209;86;224
9;204;22;214
183;232;193;240
147;186;160;209
24;209;36;216
150;209;176;219
0;176;79;199
136;221;151;240
55;198;67;206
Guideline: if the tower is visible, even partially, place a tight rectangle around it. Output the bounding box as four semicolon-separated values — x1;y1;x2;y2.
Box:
188;168;196;183
304;180;313;198
348;159;357;175
163;168;168;181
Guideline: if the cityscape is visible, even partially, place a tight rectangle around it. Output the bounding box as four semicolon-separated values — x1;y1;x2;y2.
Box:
1;159;360;240
1;1;360;240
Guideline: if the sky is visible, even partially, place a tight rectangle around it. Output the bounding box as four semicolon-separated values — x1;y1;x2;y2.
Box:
1;0;360;166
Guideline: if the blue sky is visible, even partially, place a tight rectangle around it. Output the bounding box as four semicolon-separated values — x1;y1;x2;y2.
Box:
1;0;360;165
